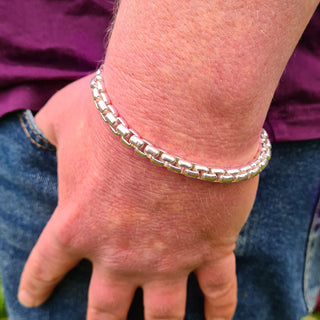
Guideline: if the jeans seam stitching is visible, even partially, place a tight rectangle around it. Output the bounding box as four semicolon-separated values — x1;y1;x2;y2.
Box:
24;110;52;145
303;193;320;312
18;113;56;152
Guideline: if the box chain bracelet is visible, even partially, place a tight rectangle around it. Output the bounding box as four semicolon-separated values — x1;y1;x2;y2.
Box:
91;66;272;183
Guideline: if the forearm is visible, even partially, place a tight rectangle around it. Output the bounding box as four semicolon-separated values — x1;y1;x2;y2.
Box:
103;0;319;167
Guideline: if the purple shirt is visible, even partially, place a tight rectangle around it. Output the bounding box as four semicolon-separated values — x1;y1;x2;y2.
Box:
265;6;320;142
0;0;114;116
0;1;319;142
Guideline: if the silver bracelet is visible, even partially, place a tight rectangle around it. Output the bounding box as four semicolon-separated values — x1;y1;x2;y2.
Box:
91;67;271;183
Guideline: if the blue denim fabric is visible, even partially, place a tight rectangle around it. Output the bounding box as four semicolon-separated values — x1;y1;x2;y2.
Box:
234;139;320;320
0;110;319;320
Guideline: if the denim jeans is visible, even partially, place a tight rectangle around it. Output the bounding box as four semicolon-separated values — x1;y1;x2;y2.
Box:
0;110;319;320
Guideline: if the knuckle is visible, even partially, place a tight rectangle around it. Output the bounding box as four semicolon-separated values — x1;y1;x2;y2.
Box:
27;256;60;285
87;305;108;318
53;224;74;248
198;257;236;296
204;279;237;320
203;277;236;301
201;273;232;294
52;214;80;250
87;305;123;320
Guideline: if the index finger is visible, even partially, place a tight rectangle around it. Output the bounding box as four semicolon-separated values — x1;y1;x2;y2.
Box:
18;211;81;307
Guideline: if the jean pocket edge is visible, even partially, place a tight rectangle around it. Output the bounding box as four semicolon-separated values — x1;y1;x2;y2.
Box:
18;110;56;152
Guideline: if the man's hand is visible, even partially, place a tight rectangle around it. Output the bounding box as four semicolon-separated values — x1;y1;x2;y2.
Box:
18;75;258;319
17;0;319;318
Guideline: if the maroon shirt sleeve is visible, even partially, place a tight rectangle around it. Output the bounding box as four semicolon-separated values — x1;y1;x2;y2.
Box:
0;0;114;116
266;5;320;142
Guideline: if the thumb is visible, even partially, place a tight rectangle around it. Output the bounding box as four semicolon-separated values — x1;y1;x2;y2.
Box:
195;254;237;320
18;208;81;307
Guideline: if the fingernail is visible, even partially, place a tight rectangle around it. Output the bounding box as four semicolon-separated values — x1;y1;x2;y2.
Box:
18;290;36;308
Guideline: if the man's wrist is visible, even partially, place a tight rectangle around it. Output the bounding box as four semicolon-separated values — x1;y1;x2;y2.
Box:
102;1;268;167
93;67;271;184
101;56;265;168
102;0;318;167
